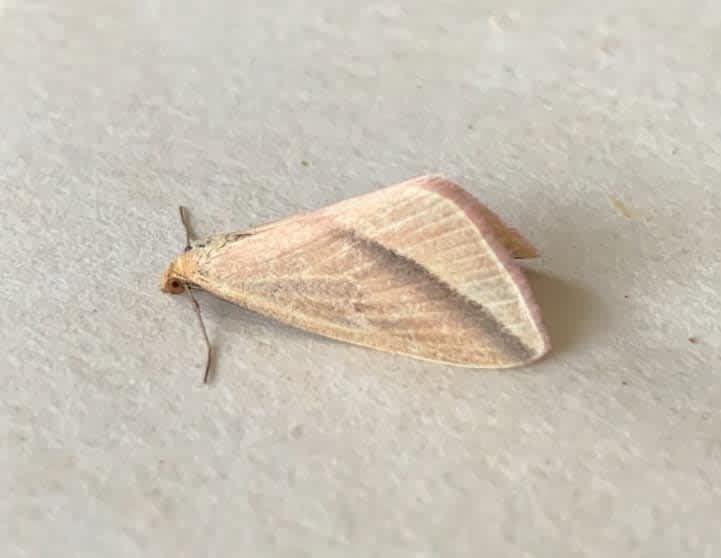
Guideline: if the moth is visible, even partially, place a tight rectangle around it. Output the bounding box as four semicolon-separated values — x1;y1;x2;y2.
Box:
161;175;550;380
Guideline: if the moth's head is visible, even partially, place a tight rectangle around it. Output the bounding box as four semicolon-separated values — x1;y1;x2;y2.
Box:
160;241;214;384
160;256;191;295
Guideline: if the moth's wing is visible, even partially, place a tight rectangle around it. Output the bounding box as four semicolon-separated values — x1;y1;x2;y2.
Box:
238;180;538;260
184;175;550;367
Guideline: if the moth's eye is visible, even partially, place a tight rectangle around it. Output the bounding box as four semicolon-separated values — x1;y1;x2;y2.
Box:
170;280;182;291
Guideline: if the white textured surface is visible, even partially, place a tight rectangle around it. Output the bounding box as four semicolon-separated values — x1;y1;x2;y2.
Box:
3;1;721;556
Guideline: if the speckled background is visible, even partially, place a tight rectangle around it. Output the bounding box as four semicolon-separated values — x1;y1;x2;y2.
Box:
3;1;721;556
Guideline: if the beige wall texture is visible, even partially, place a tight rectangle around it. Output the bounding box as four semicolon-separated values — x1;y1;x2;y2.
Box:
3;1;720;557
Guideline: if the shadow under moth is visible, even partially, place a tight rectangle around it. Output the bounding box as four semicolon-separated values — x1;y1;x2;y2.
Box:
161;175;550;382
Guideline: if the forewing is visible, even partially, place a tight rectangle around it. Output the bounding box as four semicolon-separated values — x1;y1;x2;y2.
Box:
188;176;549;367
